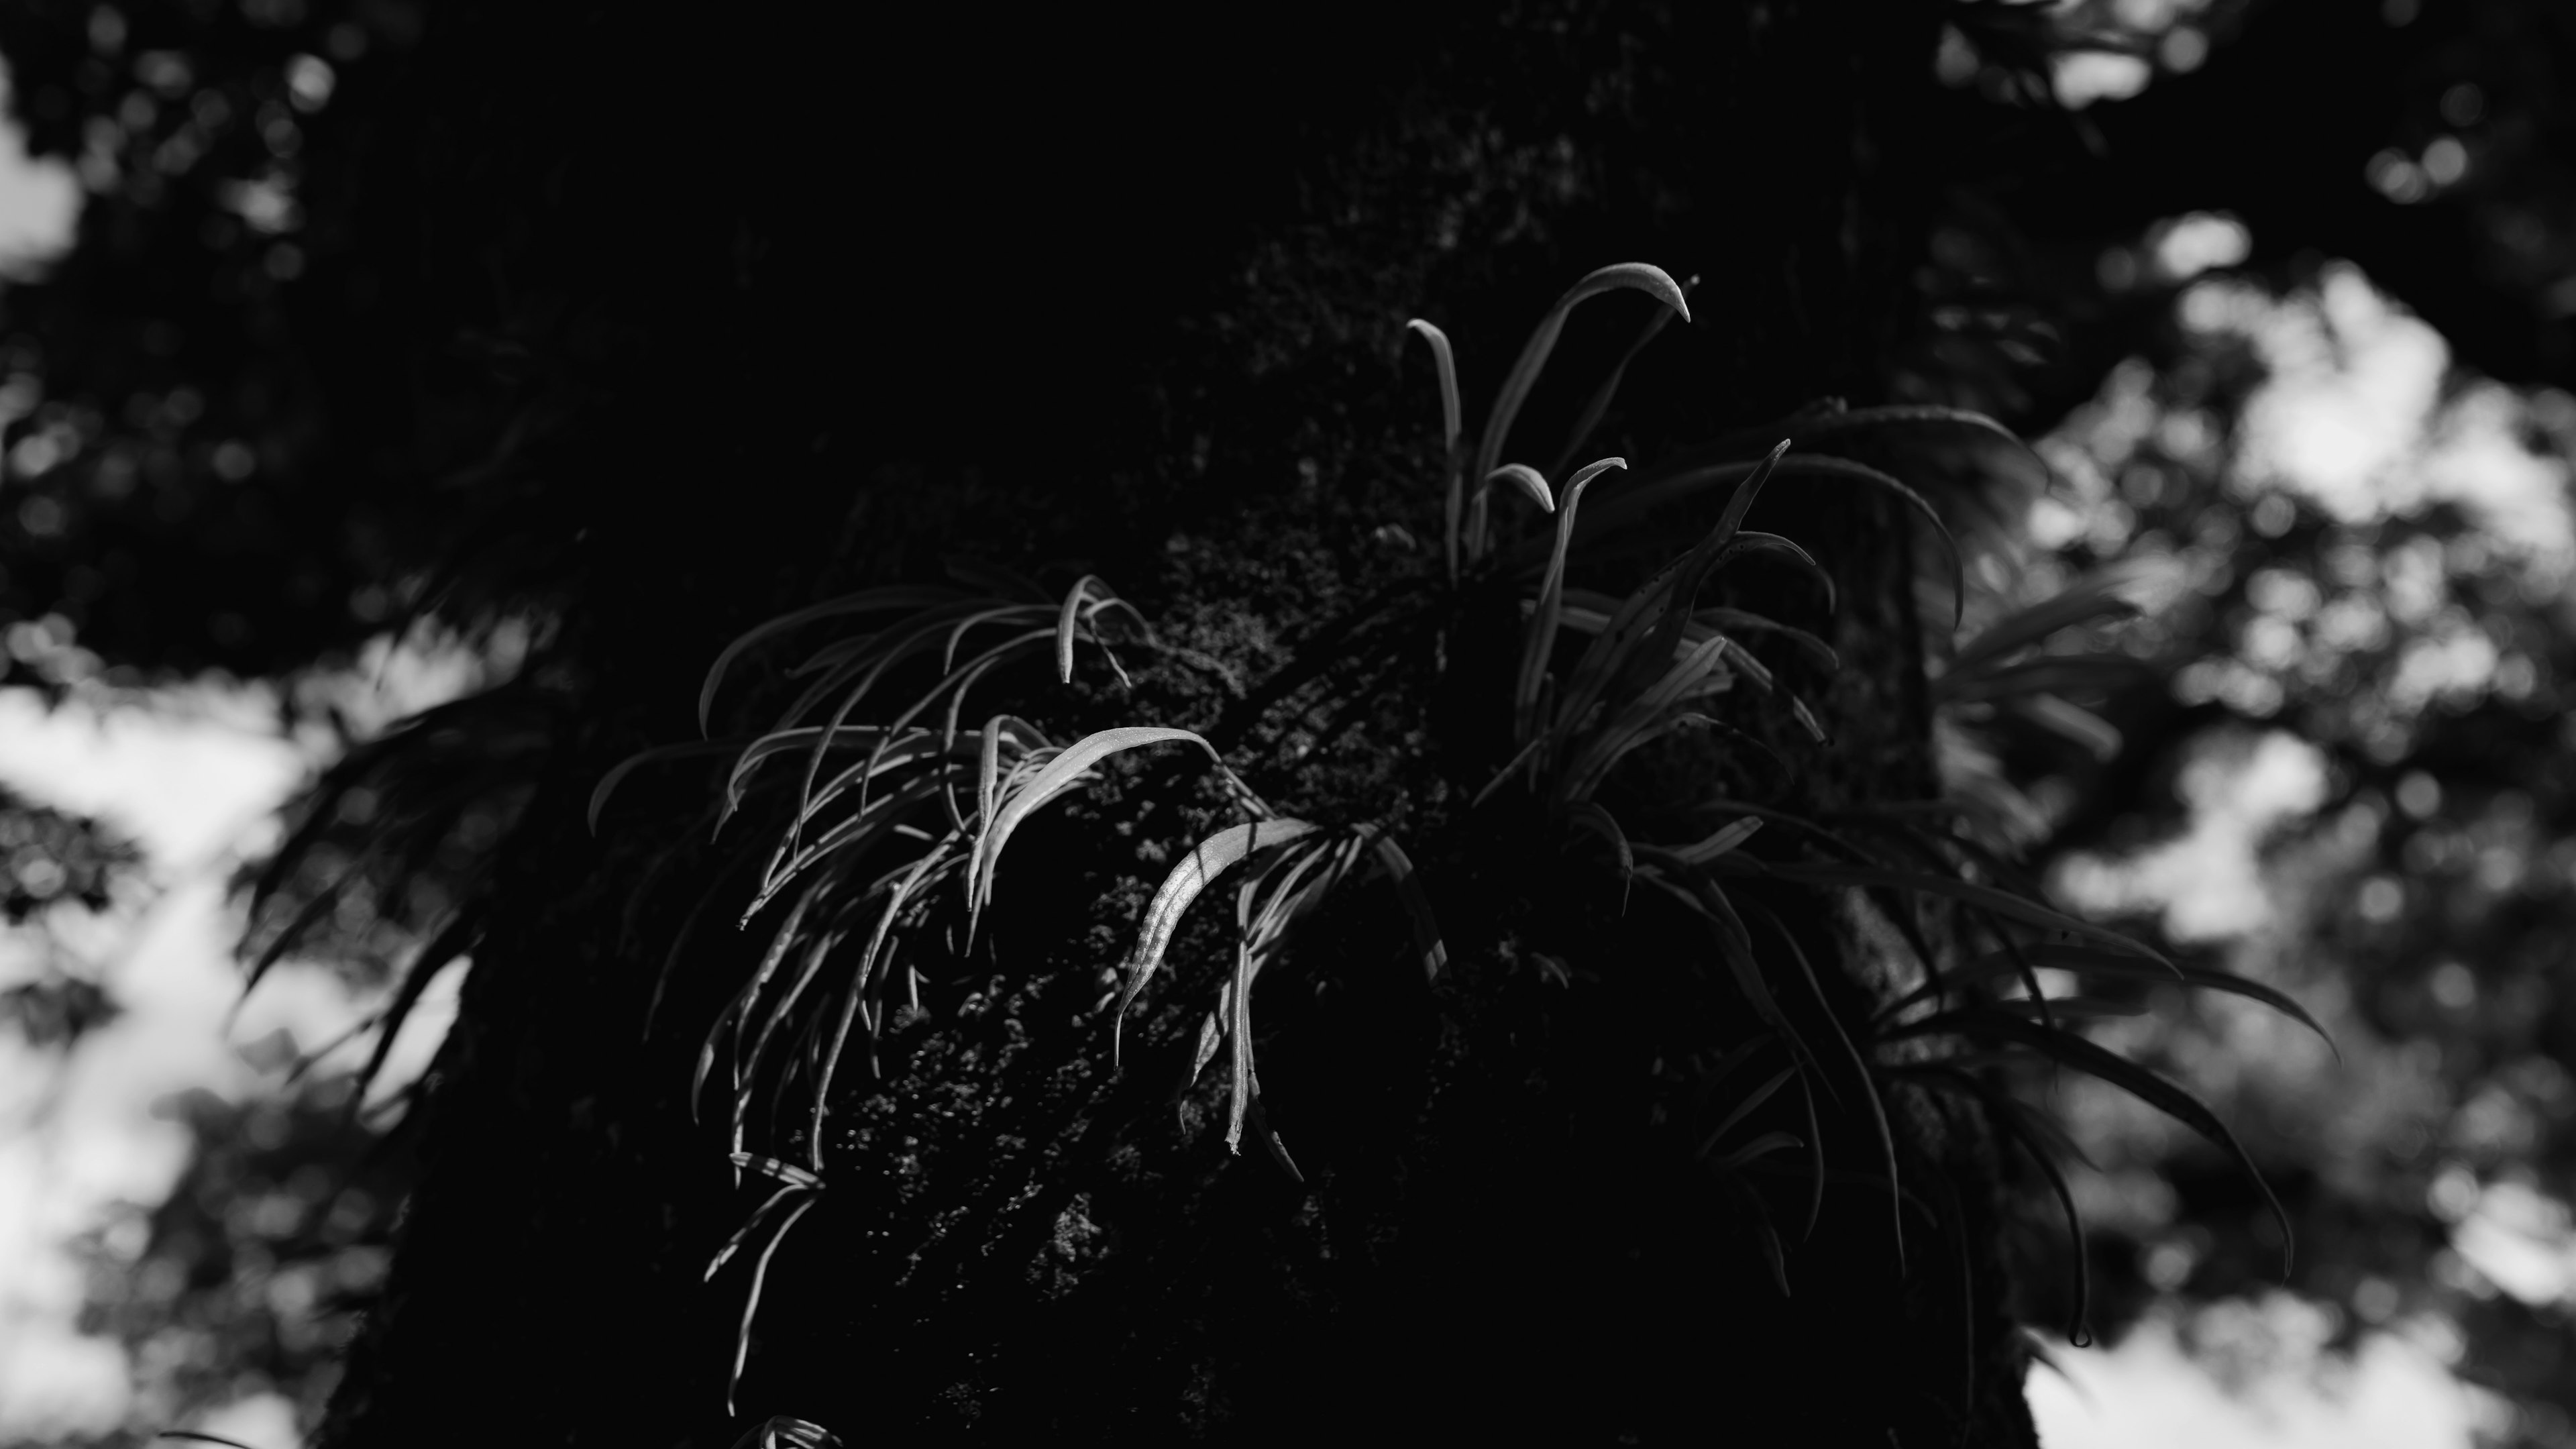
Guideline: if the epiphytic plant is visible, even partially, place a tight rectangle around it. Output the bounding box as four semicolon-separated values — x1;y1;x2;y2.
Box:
583;261;2319;1415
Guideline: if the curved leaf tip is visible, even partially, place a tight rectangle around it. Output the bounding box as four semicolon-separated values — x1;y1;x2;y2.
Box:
1485;464;1556;514
1576;261;1693;325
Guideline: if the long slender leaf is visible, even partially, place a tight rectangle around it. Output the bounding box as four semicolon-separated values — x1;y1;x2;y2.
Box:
1794;1072;1828;1241
1548;276;1695;480
1717;531;1836;615
1242;1089;1304;1182
705;1183;806;1283
1483;464;1556;517
1566;800;1634;911
1938;653;2155;705
1406;319;1465;582
1715;1129;1807;1172
1890;946;2332;1055
1055;576;1110;684
1750;903;1903;1269
1672;816;1763;866
969;727;1220;938
741;771;950;923
725;1193;819;1416
1788;402;2051;502
590;739;743;835
1746;1187;1792;1297
1562;632;1739;801
729;1416;845;1449
1744;861;2172;967
731;1150;824;1190
1986;996;2147;1020
1601;443;1792;711
1699;1063;1797;1155
1110;818;1320;1064
2007;693;2125;761
1468;263;1690;557
1697;608;1839;671
1636;860;1824;1092
808;844;957;1166
698;586;967;735
943;554;1052;604
1515;457;1627;741
1949;566;2148;678
1371;833;1446;981
1404;319;1462;455
694;879;827;1120
352;907;482;1107
1954;1008;2294;1277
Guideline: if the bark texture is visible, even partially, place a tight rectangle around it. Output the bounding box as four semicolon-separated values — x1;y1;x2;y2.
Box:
321;5;2041;1444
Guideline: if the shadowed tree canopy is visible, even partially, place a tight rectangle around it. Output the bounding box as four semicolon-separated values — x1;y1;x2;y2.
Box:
4;0;2574;1445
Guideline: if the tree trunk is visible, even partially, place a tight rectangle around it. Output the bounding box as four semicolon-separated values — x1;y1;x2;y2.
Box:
320;5;2039;1444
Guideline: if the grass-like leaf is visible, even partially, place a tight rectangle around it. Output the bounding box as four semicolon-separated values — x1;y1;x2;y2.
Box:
1532;445;1780;782
1562;632;1738;803
741;771;952;923
1796;1071;1825;1239
1750;904;1904;1269
1566;800;1634;910
807;842;958;1166
729;1417;845;1449
731;1151;824;1189
1739;861;2174;969
1406;318;1465;581
1717;531;1835;616
1982;996;2147;1020
1937;653;2155;706
1562;451;1959;625
1112;818;1320;1065
1984;1081;2092;1346
1786;402;2052;503
943;554;1053;604
1887;945;2334;1055
1945;1006;2295;1277
1714;1128;1805;1172
1548;275;1696;480
1746;1187;1792;1297
1637;858;1825;1093
1698;1063;1797;1156
1600;443;1793;711
1369;831;1446;981
968;725;1222;941
724;1191;818;1416
1483;463;1557;517
1696;607;1840;672
2008;693;2125;760
1467;262;1690;558
589;739;743;835
1671;816;1762;866
1948;564;2148;679
350;906;482;1108
1515;457;1625;741
1053;574;1150;685
698;585;969;735
694;879;829;1122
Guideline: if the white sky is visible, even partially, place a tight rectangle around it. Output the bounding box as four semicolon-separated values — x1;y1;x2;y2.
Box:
0;674;470;1443
0;72;72;279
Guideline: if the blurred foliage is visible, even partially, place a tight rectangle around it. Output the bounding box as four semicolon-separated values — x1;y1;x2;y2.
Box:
0;781;140;1051
54;1072;409;1448
1971;262;2576;1445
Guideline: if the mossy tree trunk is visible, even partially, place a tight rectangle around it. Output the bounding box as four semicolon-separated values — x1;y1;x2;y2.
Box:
321;4;2039;1444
